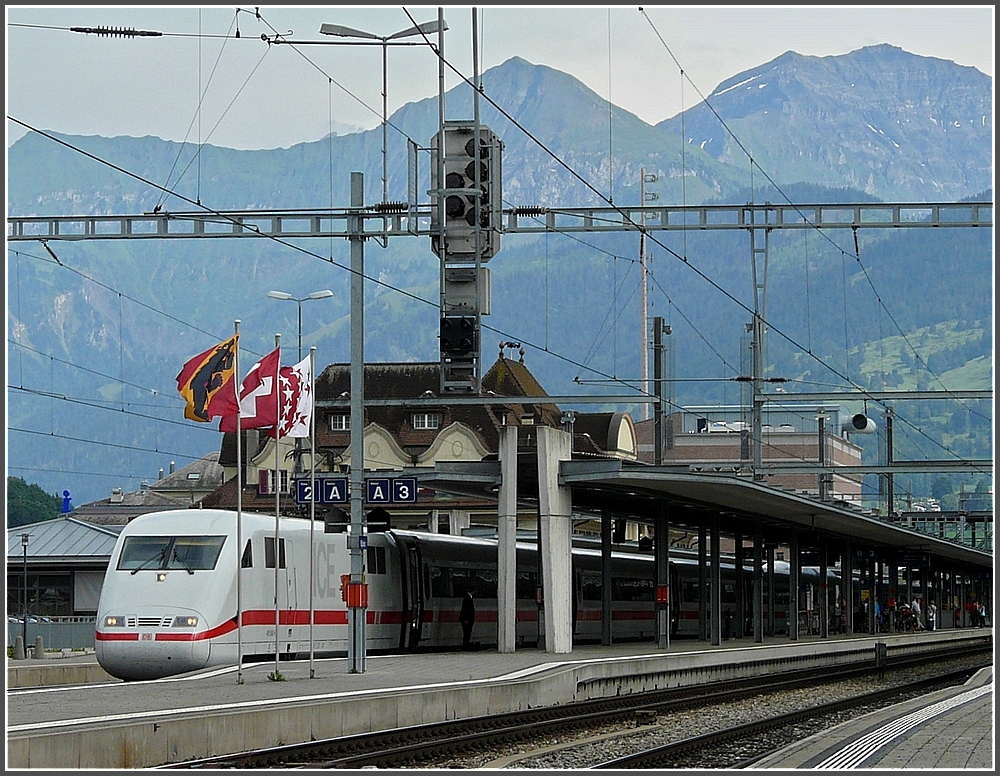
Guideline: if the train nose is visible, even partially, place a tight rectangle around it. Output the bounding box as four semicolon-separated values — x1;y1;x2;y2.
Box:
96;610;211;681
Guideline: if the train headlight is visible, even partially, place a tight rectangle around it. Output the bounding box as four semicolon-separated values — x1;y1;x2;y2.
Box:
103;615;126;627
172;616;198;628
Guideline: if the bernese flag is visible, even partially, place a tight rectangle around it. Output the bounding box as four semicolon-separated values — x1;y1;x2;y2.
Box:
175;335;239;422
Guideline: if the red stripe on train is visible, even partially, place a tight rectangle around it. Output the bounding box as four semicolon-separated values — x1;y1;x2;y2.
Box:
95;632;139;641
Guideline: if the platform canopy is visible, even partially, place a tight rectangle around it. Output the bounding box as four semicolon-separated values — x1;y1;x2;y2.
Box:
404;458;992;572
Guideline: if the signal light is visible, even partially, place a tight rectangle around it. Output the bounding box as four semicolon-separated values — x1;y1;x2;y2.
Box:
440;316;477;357
430;122;502;262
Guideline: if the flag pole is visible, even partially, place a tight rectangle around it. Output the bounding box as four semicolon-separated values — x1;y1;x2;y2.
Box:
308;345;317;679
234;321;244;685
273;333;281;680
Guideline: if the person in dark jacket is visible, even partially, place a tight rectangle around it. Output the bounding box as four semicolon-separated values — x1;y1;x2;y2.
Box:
459;588;476;649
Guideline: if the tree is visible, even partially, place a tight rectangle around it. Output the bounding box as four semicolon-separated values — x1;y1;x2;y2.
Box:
930;476;955;503
6;477;63;528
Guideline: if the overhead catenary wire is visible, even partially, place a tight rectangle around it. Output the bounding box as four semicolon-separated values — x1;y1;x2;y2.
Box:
639;8;987;424
9;13;992;484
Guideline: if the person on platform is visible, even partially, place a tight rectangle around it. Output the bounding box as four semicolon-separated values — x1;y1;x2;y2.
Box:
927;601;938;631
459;587;476;650
910;596;922;630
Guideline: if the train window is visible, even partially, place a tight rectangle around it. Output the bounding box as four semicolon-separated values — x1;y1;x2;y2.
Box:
117;536;226;572
516;571;537;600
117;537;171;571
166;537;226;571
612;577;654;602
470;568;498;599
581;573;602;602
451;568;472;597
429;566;449;598
366;546;386;574
264;537;286;569
241;539;252;569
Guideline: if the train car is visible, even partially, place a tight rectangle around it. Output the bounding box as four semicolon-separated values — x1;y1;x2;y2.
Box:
95;509;828;681
96;509;406;680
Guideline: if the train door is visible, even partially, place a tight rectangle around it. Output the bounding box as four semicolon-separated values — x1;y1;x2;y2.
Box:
264;535;291;654
402;542;424;650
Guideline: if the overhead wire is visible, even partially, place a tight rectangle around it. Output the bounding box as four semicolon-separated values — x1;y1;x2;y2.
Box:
9;15;988;479
639;8;989;424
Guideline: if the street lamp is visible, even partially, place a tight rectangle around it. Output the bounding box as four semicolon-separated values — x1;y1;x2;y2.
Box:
21;533;30;653
319;19;447;204
267;289;334;361
267;290;334;475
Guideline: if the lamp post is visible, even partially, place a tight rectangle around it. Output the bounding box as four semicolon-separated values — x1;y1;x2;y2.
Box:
319;19;448;203
267;290;334;474
21;533;30;652
267;289;334;362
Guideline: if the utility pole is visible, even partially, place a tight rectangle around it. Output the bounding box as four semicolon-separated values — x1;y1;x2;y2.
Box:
348;172;367;673
639;169;657;421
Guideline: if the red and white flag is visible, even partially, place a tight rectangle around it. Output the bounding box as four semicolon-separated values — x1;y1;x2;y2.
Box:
269;354;313;438
218;348;280;432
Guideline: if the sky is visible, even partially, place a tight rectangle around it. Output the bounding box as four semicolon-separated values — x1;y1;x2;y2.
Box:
6;4;995;151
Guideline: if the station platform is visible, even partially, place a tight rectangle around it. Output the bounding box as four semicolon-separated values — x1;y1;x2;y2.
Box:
6;628;992;769
750;664;993;769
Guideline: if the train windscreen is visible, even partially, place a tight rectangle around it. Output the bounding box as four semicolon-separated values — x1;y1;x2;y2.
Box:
116;535;227;572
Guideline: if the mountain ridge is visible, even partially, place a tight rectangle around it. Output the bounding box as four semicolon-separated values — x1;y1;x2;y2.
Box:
6;44;993;507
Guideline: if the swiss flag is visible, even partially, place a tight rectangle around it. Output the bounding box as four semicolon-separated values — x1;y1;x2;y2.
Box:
218;348;281;432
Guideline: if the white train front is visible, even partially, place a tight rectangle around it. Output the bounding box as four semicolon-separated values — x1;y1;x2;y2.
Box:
96;509;822;681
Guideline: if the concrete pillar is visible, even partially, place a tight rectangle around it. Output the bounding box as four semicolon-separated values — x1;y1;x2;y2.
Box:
920;566;929;630
536;426;573;654
13;635;25;660
753;525;763;643
449;510;471;536
497;423;518;653
710;517;721;646
887;562;898;633
868;558;878;634
766;543;776;636
844;541;854;636
819;539;829;638
601;510;612;646
34;635;45;659
789;533;799;641
698;525;708;641
655;504;670;649
734;532;744;639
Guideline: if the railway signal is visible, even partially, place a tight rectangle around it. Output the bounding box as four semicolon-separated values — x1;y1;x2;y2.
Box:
430;121;502;263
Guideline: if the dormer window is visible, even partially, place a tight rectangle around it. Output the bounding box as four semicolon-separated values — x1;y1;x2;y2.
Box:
330;414;350;431
412;412;440;430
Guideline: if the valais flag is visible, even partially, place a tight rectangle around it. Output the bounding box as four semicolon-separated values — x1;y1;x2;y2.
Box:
218;348;280;432
268;354;313;438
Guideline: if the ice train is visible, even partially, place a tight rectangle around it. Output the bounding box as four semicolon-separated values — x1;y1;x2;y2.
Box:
95;509;820;681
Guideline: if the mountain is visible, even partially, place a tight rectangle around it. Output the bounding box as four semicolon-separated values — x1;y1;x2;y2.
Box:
658;45;992;201
6;46;993;507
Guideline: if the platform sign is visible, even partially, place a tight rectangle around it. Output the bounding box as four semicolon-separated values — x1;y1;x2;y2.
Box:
295;477;349;505
854;548;877;560
322;477;349;504
392;477;417;503
295;478;315;504
366;478;391;504
902;553;930;568
364;477;418;504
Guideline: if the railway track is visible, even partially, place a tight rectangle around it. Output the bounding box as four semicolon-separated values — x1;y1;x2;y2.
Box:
591;667;983;769
160;642;989;769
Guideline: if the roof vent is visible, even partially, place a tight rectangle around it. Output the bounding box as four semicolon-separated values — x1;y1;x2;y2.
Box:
110;487;124;504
